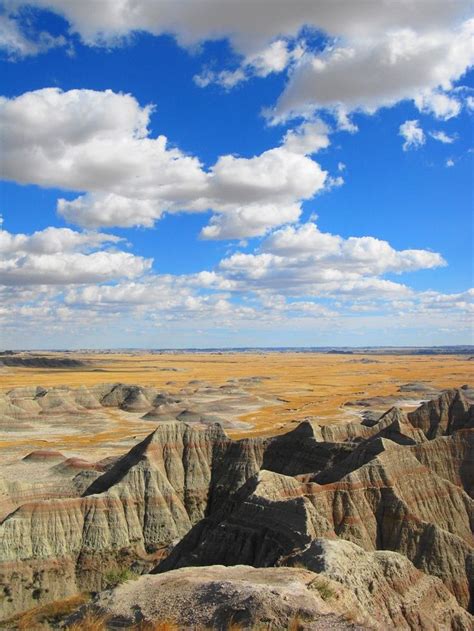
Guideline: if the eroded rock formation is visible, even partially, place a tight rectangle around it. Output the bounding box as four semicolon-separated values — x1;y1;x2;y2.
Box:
0;388;472;630
65;565;370;630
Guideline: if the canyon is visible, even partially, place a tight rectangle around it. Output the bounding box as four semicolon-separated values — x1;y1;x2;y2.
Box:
0;379;472;629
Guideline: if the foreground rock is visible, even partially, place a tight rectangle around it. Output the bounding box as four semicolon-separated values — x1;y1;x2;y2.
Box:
66;565;368;630
67;550;472;630
287;539;472;630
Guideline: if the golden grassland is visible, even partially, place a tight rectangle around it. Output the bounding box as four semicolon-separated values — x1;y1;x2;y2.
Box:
0;351;472;466
1;352;472;442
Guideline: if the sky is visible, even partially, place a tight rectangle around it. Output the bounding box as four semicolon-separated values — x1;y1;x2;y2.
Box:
0;1;473;349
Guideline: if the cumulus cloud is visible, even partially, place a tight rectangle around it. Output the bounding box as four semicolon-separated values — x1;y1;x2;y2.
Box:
272;19;474;122
216;222;445;295
282;120;330;155
58;194;164;229
8;1;470;53
200;203;301;241
0;226;151;285
4;2;472;128
399;120;425;151
0;87;328;238
0;221;464;344
417;288;474;314
0;226;121;254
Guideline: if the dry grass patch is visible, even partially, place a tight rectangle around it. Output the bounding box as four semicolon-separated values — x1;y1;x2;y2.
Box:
104;567;139;588
134;622;180;631
287;616;305;631
309;577;335;601
0;594;88;630
66;613;109;631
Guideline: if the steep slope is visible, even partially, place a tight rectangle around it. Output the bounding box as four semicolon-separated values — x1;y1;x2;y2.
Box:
288;539;473;630
157;440;473;609
410;430;474;497
0;388;472;628
407;389;474;438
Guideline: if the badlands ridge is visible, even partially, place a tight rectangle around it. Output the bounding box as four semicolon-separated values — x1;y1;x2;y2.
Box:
0;384;472;629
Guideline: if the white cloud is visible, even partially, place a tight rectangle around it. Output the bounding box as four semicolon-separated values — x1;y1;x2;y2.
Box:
194;67;246;90
271;19;474;122
0;87;201;192
248;39;302;76
200;203;301;241
63;278;262;327
418;288;474;313
0;87;328;239
282;120;330;155
325;175;344;191
0;226;121;254
0;221;466;345
414;91;462;120
4;2;472;128
58;194;164;229
194;39;304;88
198;146;327;238
446;158;455;167
399;119;425;151
9;1;470;53
0;226;151;285
262;222;341;258
0;13;65;58
429;130;456;144
208;147;325;206
217;222;445;295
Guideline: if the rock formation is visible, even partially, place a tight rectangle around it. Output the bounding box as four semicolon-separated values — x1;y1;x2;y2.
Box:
0;380;272;432
65;565;370;630
0;355;87;369
0;388;472;630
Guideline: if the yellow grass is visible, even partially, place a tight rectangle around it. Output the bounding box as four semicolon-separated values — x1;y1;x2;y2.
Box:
65;613;108;630
0;351;471;460
136;623;180;631
0;594;88;630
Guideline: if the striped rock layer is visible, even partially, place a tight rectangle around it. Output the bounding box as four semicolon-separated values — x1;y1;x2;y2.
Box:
0;388;473;630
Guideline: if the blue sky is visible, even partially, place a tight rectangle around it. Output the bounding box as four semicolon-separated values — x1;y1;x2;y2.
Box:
0;1;473;348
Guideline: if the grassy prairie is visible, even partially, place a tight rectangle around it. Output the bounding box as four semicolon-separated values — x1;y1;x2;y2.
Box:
1;352;471;443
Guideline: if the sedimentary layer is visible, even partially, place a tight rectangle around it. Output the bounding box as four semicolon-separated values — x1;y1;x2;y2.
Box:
0;388;472;629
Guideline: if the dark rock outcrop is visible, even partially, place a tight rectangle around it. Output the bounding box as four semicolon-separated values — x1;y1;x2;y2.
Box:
0;355;87;369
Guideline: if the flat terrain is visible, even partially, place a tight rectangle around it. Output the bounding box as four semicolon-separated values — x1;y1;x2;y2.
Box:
1;351;472;464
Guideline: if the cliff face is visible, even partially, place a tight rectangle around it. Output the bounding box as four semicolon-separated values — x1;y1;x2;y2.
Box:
0;388;473;629
159;445;473;608
407;388;474;438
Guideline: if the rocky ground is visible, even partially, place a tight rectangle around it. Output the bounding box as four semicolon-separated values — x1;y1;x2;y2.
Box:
0;387;472;630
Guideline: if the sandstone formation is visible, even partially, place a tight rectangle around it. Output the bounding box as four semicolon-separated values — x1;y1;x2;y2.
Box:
0;388;472;630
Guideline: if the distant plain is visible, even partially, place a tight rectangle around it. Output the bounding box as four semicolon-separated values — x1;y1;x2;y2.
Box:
1;351;472;463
